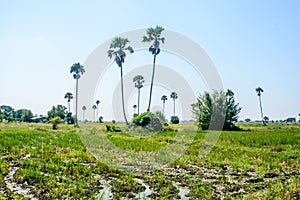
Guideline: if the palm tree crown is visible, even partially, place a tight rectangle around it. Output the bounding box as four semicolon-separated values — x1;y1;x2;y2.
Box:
70;63;85;79
133;75;145;89
64;92;73;113
161;95;168;102
255;87;263;96
142;26;165;55
107;37;134;67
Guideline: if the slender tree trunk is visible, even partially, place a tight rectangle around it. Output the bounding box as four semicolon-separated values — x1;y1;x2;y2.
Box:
138;88;140;114
75;78;79;127
96;107;99;122
162;101;165;116
93;110;95;122
259;95;265;125
120;66;129;125
68;101;70;113
147;54;157;111
83;110;85;121
173;99;176;116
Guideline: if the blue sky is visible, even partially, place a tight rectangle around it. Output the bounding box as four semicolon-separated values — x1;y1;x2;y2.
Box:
0;0;299;121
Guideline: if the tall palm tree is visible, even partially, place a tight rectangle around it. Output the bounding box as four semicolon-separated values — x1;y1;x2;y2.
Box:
92;105;97;122
64;92;73;113
142;26;165;111
133;75;144;114
161;95;168;116
95;100;100;122
107;37;134;125
70;63;85;127
82;106;86;121
133;104;137;114
170;92;178;116
255;87;265;125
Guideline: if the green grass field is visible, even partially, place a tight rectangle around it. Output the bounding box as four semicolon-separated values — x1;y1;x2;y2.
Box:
0;122;299;199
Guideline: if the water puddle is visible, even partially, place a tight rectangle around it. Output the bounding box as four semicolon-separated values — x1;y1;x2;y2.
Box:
135;178;153;199
173;182;190;200
96;185;113;200
4;153;38;200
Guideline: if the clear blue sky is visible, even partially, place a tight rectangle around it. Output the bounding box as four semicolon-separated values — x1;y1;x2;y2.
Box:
1;0;299;121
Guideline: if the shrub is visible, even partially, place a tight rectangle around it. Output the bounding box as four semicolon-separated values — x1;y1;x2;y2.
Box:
170;116;179;124
48;117;64;130
131;112;163;132
105;124;122;132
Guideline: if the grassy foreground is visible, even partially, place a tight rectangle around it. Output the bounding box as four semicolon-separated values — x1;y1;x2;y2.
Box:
0;122;299;199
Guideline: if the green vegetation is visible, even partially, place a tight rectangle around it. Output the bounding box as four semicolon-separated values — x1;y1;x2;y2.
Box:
0;122;299;199
192;90;241;130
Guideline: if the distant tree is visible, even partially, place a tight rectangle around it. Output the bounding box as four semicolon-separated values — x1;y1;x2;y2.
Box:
170;116;179;124
95;100;100;122
70;63;85;127
92;105;97;122
0;110;3;122
263;116;269;123
161;95;168;116
170;92;178;116
142;26;165;111
49;117;64;130
82;106;86;121
47;105;67;120
192;90;241;130
245;118;251;122
107;37;134;125
255;87;265;125
0;105;14;122
133;75;144;114
99;116;103;123
64;92;73;113
133;104;137;114
15;109;33;122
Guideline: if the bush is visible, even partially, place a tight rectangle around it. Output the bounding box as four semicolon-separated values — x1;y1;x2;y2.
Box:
48;117;64;130
131;112;163;132
170;116;179;124
105;124;122;132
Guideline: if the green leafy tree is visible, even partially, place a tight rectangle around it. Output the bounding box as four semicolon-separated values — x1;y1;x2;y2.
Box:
255;87;265;125
92;105;97;122
47;105;67;120
95;100;100;122
263;116;269;123
0;105;14;122
82;106;86;121
142;26;165;111
192;90;241;130
133;75;144;114
170;92;178;116
15;109;33;122
170;116;179;124
161;95;168;116
70;63;85;127
0;110;3;122
64;92;73;113
107;37;134;125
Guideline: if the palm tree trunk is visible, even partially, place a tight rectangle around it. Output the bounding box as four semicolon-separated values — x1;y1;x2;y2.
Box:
147;54;157;111
259;95;265;125
120;66;129;125
96;107;99;122
162;101;165;116
138;88;140;114
68;101;70;113
75;78;79;127
83;110;85;121
173;99;176;116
